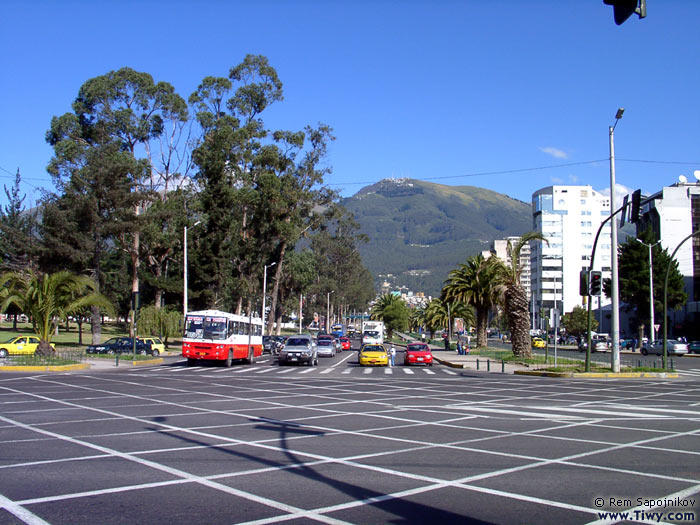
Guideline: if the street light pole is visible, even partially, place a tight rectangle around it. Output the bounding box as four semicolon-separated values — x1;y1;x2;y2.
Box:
262;262;276;336
183;221;201;319
609;108;624;373
636;239;660;344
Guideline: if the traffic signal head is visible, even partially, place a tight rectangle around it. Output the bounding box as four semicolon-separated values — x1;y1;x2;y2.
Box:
603;0;646;25
579;270;589;296
630;189;642;224
589;271;602;296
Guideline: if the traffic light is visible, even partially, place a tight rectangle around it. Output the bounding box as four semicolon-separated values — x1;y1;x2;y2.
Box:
589;271;602;296
603;0;646;25
579;270;589;296
630;189;642;224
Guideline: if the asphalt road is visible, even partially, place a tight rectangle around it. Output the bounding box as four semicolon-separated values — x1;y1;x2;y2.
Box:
1;343;699;524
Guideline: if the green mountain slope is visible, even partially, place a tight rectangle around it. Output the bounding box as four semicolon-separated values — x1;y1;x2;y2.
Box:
341;178;532;296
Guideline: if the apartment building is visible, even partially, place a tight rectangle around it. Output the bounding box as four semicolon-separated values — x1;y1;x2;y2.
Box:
531;185;612;329
482;237;532;301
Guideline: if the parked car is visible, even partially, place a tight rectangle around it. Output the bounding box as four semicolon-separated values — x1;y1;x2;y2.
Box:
86;337;154;355
688;341;700;354
139;337;164;356
0;336;54;358
641;340;688;356
404;342;433;366
278;335;317;366
358;344;388;367
316;338;336;357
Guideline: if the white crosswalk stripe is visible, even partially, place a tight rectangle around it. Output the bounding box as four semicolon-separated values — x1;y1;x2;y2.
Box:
403;368;414;374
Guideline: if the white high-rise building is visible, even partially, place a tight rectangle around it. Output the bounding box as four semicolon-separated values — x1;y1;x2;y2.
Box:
482;237;532;301
531;185;612;329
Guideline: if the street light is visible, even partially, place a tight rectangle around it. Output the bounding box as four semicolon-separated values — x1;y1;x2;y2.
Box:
183;221;201;319
327;291;335;332
262;262;276;336
609;108;624;373
636;239;661;344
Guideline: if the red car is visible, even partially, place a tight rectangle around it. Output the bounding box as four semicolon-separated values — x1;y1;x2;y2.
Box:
404;342;433;366
339;336;351;351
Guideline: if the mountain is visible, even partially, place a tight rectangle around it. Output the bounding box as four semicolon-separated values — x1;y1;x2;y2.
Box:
341;178;533;296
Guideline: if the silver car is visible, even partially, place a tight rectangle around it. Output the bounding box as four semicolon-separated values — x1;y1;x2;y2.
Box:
641;340;688;356
316;339;336;357
278;335;318;366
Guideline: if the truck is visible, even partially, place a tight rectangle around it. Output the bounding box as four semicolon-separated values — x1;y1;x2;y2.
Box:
362;320;384;345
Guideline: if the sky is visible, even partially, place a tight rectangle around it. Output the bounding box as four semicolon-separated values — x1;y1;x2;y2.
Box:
2;1;699;211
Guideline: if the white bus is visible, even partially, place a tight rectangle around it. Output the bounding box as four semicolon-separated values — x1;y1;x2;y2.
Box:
182;309;263;367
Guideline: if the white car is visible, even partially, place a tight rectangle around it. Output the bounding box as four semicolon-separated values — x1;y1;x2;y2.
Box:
641;340;688;356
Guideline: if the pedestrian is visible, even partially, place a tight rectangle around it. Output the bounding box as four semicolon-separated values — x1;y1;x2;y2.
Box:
389;345;396;366
457;340;464;355
443;333;450;351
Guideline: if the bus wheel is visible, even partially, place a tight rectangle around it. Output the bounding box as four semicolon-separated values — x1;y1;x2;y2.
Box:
225;350;233;367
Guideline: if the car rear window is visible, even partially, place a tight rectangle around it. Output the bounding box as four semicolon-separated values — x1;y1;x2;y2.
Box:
407;344;429;352
286;338;310;347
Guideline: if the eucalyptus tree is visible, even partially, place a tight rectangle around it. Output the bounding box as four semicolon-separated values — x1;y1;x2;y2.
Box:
0;270;113;356
442;253;504;348
45;67;187;339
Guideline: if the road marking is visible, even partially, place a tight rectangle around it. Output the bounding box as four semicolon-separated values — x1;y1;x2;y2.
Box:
320;368;334;374
403;368;414;375
276;368;295;374
423;369;436;375
254;368;275;374
341;369;352;374
363;368;372;374
443;369;456;375
384;368;393;374
298;367;316;374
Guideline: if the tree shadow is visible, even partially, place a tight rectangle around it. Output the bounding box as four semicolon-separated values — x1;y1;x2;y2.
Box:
147;415;488;523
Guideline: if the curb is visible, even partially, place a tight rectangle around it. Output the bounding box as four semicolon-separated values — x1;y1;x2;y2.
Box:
515;370;679;379
433;357;466;369
0;363;90;372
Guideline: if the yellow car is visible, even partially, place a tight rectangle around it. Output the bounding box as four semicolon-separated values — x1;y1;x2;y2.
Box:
532;338;546;349
139;337;165;356
359;344;389;366
0;336;55;358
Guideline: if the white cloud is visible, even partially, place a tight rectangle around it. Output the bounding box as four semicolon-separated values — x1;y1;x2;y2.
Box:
539;147;568;159
599;183;634;210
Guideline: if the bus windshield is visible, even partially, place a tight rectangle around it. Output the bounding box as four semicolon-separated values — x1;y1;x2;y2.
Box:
185;316;228;340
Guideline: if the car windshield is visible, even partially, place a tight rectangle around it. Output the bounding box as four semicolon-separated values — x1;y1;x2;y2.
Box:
104;338;120;345
2;337;19;344
286;338;309;347
362;346;385;353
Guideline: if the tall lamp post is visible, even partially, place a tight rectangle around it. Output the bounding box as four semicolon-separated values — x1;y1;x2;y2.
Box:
327;291;334;332
636;239;660;344
609;108;624;373
183;221;201;319
262;262;276;336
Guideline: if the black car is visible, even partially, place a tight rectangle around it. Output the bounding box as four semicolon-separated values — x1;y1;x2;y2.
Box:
86;337;154;355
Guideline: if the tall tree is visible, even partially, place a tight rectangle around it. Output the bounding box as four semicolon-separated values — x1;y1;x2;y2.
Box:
0;169;38;273
496;232;547;358
442;253;504;348
615;228;687;342
45;68;186;338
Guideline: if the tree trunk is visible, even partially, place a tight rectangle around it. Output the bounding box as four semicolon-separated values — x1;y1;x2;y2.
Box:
91;305;101;345
266;242;286;335
36;340;54;357
506;284;532;358
476;307;489;348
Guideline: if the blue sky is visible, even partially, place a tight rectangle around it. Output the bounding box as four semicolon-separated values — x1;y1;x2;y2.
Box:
1;1;699;210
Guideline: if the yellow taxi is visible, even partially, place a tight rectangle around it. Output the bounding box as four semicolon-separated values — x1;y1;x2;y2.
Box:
359;343;389;367
532;337;546;349
0;336;54;358
139;337;165;356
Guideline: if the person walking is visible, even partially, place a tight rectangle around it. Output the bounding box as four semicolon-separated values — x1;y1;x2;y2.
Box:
389;345;396;366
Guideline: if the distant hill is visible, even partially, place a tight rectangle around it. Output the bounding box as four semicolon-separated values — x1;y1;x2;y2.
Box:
341;178;533;296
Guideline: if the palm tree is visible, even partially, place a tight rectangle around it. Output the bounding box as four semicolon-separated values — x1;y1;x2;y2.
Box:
422;297;475;339
442;253;504;348
369;293;401;320
370;293;408;339
0;270;113;356
497;232;548;358
408;306;425;333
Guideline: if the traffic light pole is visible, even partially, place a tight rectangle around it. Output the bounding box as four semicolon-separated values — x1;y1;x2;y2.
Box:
585;202;628;372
